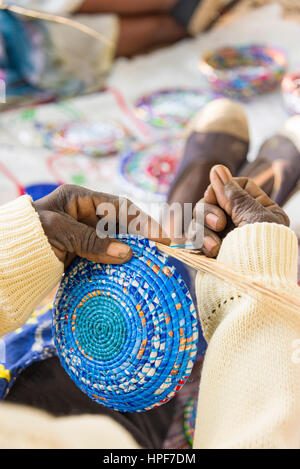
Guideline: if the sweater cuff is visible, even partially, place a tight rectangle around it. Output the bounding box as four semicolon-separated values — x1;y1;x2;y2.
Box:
196;223;299;342
0;196;64;336
217;223;298;285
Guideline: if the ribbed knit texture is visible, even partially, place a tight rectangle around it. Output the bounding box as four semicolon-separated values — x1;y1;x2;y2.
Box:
194;223;300;448
0;196;64;337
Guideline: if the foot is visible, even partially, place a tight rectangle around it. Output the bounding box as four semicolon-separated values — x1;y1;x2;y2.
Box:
168;98;249;209
238;116;300;207
166;99;249;244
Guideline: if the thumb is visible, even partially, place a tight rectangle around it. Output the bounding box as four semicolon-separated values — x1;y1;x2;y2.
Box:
209;165;264;227
42;211;132;265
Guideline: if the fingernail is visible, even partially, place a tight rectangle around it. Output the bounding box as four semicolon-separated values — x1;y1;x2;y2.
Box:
203;236;218;252
206;213;219;230
107;242;131;259
215;165;232;185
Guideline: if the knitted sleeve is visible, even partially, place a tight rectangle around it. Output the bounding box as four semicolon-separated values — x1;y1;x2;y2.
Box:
0;196;64;337
194;223;300;449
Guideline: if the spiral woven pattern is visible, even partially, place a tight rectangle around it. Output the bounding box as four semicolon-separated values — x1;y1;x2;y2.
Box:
200;44;287;99
53;235;198;413
184;392;198;447
136;88;214;131
282;73;300;114
44;119;128;157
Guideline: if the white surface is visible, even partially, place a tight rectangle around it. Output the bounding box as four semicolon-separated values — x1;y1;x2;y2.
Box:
0;3;299;230
109;3;300;162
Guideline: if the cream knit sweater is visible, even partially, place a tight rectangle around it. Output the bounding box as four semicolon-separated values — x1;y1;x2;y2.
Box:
195;223;300;449
0;195;299;449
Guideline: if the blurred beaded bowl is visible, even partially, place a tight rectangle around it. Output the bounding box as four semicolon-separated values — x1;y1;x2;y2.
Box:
200;44;287;100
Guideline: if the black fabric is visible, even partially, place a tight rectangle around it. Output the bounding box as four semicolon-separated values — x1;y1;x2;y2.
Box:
171;0;202;29
5;357;176;449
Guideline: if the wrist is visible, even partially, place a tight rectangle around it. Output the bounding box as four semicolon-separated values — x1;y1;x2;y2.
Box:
0;196;63;335
196;223;299;342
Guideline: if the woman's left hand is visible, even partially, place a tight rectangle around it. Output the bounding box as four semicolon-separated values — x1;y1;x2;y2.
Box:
188;165;290;258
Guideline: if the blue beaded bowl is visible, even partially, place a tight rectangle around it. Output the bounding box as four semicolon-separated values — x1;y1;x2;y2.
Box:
53;235;199;413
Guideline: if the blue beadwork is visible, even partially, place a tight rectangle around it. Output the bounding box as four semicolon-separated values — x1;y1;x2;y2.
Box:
53;235;199;413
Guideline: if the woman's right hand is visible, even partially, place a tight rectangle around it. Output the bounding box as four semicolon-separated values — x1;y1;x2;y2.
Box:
188;165;290;258
33;184;170;268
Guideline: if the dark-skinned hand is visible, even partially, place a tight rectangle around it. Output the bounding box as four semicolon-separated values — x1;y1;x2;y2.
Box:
188;165;290;258
33;184;170;268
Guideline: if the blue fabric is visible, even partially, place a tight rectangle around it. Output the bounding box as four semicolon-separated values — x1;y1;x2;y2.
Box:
25;183;60;201
0;306;56;400
0;11;40;99
0;10;97;106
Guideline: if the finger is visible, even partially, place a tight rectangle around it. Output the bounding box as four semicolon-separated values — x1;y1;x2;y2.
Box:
40;211;133;265
209;165;264;224
232;179;290;226
187;221;221;258
230;177;278;208
204;184;218;205
116;197;171;245
64;252;76;270
210;169;279;210
193;198;227;232
209;165;235;215
202;227;222;258
52;185;171;246
210;166;290;227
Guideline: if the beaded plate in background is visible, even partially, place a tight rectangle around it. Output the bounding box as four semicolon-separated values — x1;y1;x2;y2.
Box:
53;235;199;413
184;392;198;447
200;44;287;99
119;139;184;200
136;88;214;131
44;119;130;157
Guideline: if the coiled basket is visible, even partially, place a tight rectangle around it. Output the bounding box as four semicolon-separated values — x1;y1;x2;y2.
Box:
53;235;198;413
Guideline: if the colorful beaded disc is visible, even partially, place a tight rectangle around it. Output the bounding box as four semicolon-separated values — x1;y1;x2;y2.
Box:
53;235;199;413
184;392;198;447
136;88;213;130
120;139;184;199
200;44;287;99
44;119;129;157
